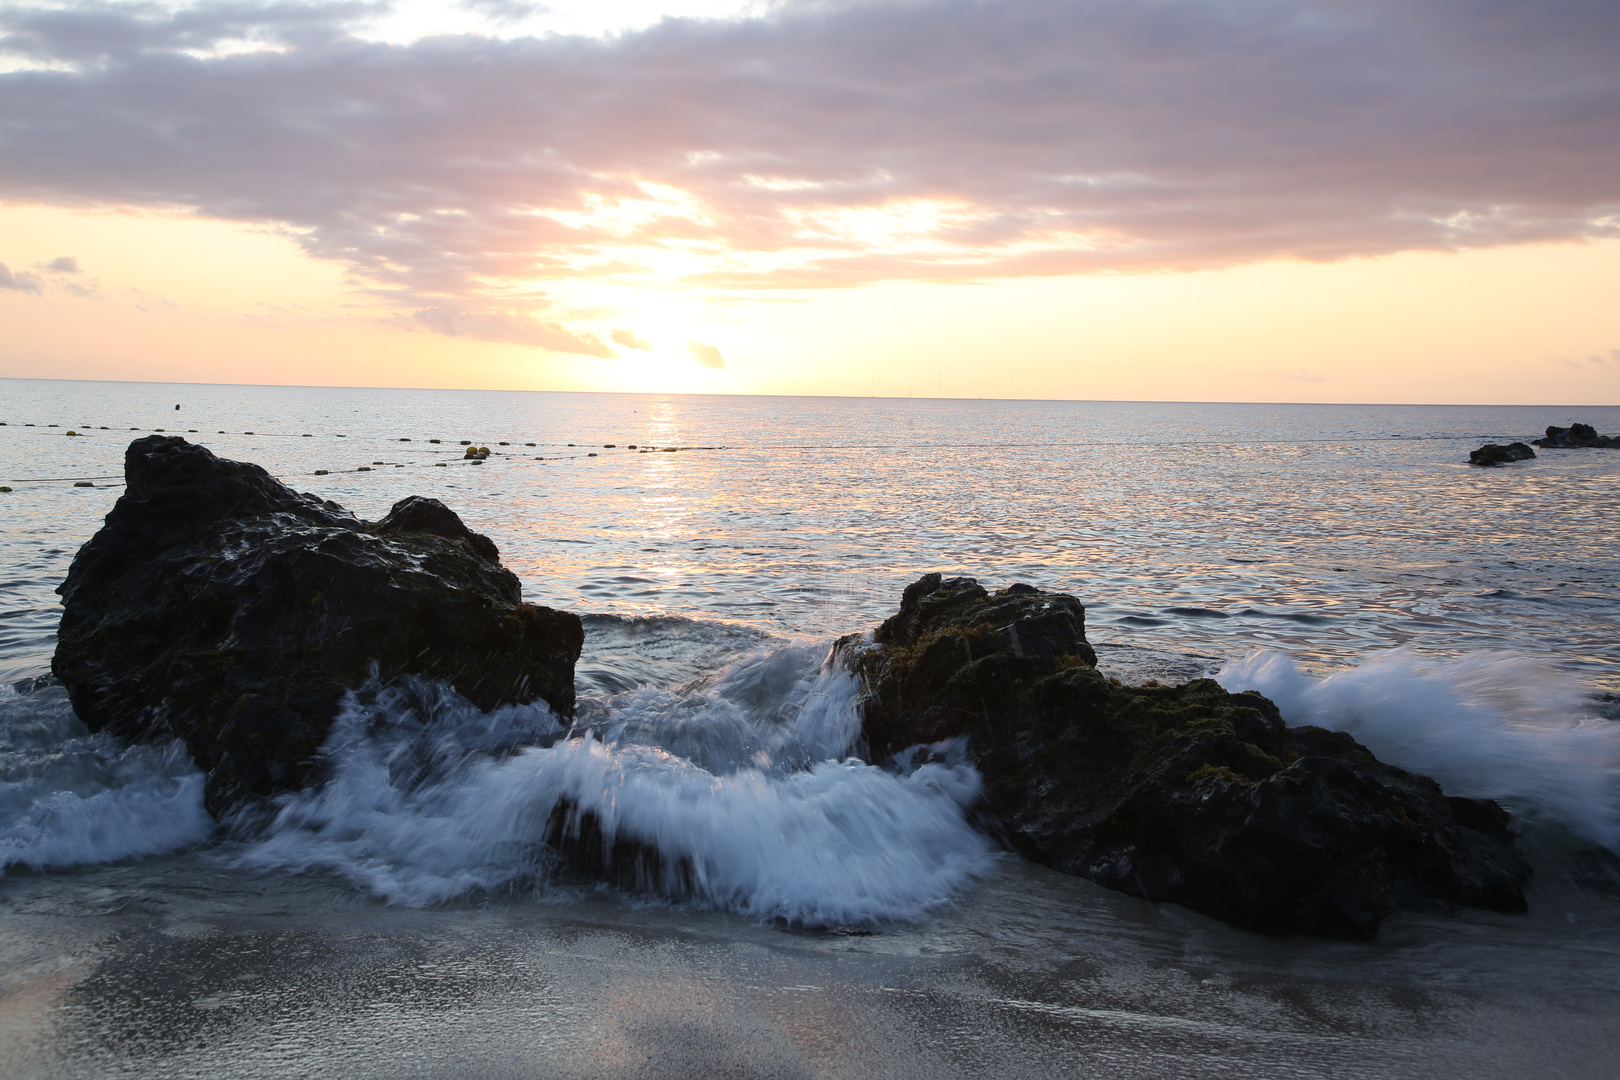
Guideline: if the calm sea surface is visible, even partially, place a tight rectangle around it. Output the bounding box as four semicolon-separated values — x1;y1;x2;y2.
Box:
3;379;1618;686
3;379;1619;1079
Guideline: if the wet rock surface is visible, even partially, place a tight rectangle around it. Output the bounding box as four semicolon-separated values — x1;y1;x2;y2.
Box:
53;436;582;819
1468;441;1536;466
1533;423;1620;448
839;574;1530;938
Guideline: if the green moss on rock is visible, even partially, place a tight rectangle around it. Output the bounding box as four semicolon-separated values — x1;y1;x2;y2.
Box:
837;573;1529;938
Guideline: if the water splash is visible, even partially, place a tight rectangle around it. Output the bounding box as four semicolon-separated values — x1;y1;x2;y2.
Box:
1217;648;1620;850
1;684;213;872
236;646;995;921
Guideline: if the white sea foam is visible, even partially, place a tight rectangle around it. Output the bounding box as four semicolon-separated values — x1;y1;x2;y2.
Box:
0;734;214;873
1217;649;1620;850
237;647;996;921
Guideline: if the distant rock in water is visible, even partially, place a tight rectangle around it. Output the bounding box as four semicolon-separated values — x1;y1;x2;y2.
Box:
53;436;583;819
838;574;1530;939
1469;441;1537;466
1533;423;1620;449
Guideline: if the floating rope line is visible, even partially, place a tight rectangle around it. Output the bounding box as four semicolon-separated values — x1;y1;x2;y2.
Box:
2;475;126;484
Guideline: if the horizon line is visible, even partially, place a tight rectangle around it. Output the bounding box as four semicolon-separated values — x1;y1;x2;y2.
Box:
1;375;1615;410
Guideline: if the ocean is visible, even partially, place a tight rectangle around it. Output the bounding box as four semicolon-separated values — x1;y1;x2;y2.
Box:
2;378;1618;1078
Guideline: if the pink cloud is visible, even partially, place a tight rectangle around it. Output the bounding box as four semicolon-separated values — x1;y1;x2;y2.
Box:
2;0;1617;347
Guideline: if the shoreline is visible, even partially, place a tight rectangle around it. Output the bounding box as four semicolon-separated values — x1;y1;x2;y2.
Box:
4;855;1619;1080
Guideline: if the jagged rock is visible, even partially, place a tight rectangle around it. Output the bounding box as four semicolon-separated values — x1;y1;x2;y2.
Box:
53;436;582;819
837;574;1529;938
1469;442;1537;466
1533;423;1620;449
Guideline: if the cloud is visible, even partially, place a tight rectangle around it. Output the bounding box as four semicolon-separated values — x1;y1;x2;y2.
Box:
686;340;726;369
611;327;652;350
409;307;615;356
41;255;79;272
1;0;1617;343
0;260;43;292
459;0;547;25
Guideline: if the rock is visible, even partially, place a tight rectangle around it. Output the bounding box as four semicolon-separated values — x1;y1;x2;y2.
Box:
1533;423;1620;449
53;436;583;819
837;574;1529;938
1469;442;1536;466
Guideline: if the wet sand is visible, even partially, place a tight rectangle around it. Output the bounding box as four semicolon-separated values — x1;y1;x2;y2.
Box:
4;854;1618;1080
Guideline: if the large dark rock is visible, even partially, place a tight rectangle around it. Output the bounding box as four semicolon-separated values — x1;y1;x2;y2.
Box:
1468;442;1536;466
53;436;583;819
1533;423;1620;448
837;574;1530;938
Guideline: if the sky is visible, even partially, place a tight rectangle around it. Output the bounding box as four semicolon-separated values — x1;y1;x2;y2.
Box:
1;0;1617;402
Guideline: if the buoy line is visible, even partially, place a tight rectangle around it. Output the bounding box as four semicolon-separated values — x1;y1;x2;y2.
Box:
1;475;127;484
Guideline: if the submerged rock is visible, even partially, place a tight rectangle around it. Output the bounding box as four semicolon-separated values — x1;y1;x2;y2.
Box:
53;436;583;819
1468;441;1536;466
838;574;1529;938
1533;423;1620;449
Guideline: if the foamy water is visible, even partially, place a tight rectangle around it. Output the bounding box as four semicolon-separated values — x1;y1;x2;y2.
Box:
1218;649;1620;850
0;685;214;872
232;645;993;922
2;384;1618;924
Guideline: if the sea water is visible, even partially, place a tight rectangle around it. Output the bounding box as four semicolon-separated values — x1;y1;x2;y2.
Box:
2;380;1618;1078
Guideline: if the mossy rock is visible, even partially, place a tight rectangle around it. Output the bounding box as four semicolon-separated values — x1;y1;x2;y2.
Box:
838;574;1529;938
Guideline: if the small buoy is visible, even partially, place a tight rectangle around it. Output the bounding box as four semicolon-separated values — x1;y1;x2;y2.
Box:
460;440;472;446
395;464;403;468
525;442;536;447
218;430;225;433
48;424;57;427
188;429;197;433
567;443;575;447
26;424;35;427
627;444;637;449
535;457;544;461
435;463;447;467
337;434;346;437
302;434;312;438
358;466;371;472
400;438;411;442
100;427;108;430
372;461;385;465
174;405;180;410
66;430;80;436
498;442;509;446
131;427;139;430
73;481;94;488
603;444;615;448
429;439;442;444
470;459;483;465
244;431;253;435
588;452;598;457
0;486;12;493
154;428;165;432
314;469;329;476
